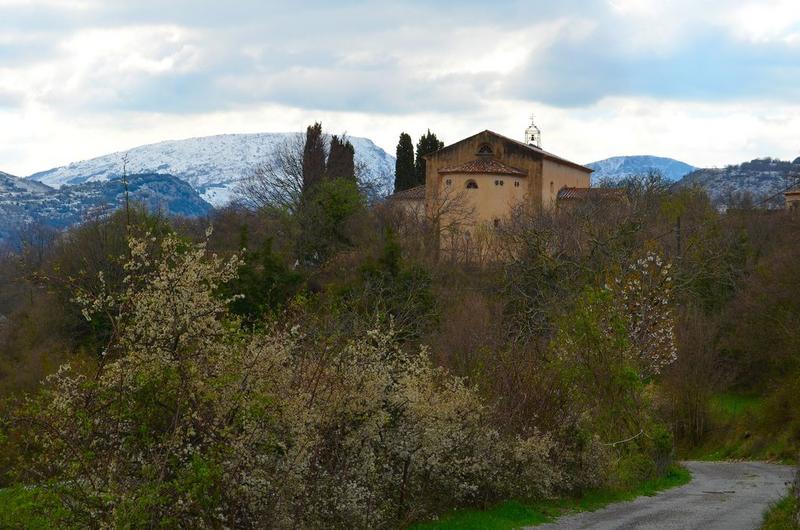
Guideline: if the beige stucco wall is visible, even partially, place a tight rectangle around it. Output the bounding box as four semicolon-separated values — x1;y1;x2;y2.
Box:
541;159;592;208
786;192;800;210
440;172;528;224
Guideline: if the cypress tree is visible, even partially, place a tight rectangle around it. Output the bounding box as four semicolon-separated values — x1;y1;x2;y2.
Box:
394;132;415;192
302;122;326;192
327;134;356;181
414;130;444;187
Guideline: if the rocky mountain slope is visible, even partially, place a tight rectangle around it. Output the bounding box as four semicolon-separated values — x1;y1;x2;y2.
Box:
679;157;800;208
587;155;696;183
28;133;396;206
0;171;211;243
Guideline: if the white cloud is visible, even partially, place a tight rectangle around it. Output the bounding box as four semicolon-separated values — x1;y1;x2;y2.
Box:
726;0;800;44
1;0;800;177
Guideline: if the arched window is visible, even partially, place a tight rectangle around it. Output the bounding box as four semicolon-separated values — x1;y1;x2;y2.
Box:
466;180;478;189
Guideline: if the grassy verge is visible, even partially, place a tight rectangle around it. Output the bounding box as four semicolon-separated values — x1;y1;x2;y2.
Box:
408;465;691;530
685;393;797;464
760;490;798;530
0;486;70;530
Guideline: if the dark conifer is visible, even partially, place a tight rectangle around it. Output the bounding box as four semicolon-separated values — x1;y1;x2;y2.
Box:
394;132;415;192
414;130;444;187
302;122;326;192
327;134;356;181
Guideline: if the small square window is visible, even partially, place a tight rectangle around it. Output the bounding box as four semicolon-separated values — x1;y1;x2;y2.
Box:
499;180;504;186
445;179;452;186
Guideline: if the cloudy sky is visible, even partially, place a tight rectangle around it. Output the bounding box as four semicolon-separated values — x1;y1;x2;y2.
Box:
1;0;800;176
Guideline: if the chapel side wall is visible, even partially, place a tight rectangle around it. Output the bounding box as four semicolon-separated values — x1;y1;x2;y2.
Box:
542;159;592;208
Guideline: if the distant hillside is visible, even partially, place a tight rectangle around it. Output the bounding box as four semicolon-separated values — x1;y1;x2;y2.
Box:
0;172;211;243
679;157;800;209
587;155;696;183
27;133;396;206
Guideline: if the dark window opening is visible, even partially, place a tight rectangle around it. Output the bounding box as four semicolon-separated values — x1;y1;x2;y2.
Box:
477;143;493;155
466;180;478;189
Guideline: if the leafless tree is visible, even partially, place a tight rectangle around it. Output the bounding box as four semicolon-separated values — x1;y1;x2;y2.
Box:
236;133;309;214
237;130;390;213
383;185;476;263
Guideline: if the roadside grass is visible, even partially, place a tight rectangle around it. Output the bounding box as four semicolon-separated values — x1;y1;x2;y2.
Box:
760;490;799;530
685;393;797;464
408;465;691;530
0;485;69;530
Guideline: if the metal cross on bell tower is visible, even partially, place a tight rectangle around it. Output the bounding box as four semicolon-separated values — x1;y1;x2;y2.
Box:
525;114;541;148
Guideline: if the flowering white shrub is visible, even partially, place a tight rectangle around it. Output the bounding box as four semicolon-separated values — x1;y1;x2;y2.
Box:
609;250;678;377
16;232;560;529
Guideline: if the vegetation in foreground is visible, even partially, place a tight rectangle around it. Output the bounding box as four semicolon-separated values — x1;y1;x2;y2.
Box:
410;465;691;530
0;124;798;527
761;487;799;530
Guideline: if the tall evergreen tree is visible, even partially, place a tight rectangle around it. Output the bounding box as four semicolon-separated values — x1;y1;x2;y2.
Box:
394;132;415;192
327;134;356;181
302;122;326;192
414;130;444;187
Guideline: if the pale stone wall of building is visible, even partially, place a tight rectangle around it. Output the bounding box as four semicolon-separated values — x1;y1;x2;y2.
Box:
440;172;528;224
785;191;800;210
541;158;592;208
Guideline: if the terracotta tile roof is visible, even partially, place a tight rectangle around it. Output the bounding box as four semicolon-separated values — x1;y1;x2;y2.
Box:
388;185;425;201
439;158;527;176
557;187;626;201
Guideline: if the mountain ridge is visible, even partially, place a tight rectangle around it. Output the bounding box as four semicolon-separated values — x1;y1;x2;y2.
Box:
0;172;212;243
678;157;800;208
27;132;396;206
587;155;696;183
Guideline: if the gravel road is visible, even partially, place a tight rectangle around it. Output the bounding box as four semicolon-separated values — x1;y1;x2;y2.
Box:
528;461;795;530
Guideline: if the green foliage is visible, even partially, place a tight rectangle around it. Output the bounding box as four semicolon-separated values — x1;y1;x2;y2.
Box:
297;177;365;265
550;287;641;442
686;391;799;463
414;130;444;187
761;490;799;530
226;228;303;324
0;486;71;530
340;228;438;340
395;132;416;192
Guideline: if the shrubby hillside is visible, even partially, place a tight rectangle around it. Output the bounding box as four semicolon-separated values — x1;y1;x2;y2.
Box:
679;157;800;209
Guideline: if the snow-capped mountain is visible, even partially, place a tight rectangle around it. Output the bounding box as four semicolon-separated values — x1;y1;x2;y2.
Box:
587;156;696;184
0;172;211;242
28;133;396;206
679;157;800;209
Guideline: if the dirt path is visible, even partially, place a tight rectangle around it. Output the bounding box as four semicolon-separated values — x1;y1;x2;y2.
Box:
529;461;795;530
